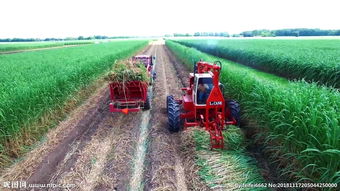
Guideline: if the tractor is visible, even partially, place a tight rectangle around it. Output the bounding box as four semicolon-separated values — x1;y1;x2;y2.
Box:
166;60;240;149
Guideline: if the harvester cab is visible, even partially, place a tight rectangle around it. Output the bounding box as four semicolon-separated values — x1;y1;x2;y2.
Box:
166;60;240;149
195;74;213;105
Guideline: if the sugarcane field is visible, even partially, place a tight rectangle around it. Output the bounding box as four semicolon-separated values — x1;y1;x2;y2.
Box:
0;0;339;190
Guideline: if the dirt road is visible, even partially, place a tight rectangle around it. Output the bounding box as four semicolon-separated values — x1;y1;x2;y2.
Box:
0;40;209;190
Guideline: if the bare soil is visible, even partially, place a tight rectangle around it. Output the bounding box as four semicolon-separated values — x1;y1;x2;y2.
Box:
143;42;208;191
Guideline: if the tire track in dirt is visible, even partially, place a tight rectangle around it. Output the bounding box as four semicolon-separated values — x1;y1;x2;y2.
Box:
159;46;188;191
143;41;189;191
129;44;157;190
129;108;151;190
52;115;127;190
93;112;142;191
162;45;211;191
91;44;155;191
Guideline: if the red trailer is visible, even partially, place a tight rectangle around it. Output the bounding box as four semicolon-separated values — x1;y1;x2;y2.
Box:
109;81;150;113
108;55;155;114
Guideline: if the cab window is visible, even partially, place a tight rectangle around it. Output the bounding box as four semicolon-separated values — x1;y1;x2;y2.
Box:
196;78;213;105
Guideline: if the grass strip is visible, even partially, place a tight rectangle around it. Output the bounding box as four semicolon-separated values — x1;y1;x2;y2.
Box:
0;40;94;52
175;39;340;88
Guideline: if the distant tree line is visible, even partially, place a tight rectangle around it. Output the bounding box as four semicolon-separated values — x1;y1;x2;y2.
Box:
194;32;229;37
240;28;340;37
172;32;230;37
0;35;133;42
172;33;191;37
0;38;44;42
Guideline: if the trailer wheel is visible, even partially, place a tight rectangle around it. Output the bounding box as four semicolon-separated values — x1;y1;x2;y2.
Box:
167;98;181;132
227;100;241;127
166;95;174;114
143;94;151;110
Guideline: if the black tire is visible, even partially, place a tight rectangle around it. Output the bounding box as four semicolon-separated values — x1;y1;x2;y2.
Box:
143;94;151;110
227;100;241;127
167;98;181;132
166;95;174;114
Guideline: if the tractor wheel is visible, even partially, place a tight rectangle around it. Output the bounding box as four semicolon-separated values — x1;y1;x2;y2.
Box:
166;95;174;114
167;98;181;132
227;100;241;127
143;94;151;110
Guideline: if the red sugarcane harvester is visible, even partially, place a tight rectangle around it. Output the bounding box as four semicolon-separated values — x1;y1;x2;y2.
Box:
166;60;240;149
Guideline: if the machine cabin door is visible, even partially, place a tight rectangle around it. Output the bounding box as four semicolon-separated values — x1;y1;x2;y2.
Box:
195;77;213;105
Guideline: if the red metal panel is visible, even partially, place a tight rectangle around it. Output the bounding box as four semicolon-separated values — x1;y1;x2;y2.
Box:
109;81;148;113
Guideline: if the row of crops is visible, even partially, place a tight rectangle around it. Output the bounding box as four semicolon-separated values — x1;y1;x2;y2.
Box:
0;40;94;52
166;40;340;185
192;127;267;190
0;40;148;158
174;39;340;88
